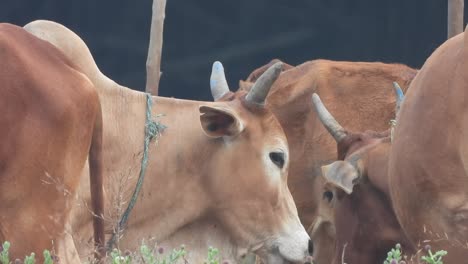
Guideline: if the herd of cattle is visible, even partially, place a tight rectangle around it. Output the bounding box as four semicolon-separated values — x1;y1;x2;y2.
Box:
0;18;467;264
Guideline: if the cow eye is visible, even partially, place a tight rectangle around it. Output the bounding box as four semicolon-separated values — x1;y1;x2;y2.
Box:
323;191;334;203
269;152;285;169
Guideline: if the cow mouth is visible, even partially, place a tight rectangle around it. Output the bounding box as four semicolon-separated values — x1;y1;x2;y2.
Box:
247;232;310;263
257;246;309;264
263;253;308;264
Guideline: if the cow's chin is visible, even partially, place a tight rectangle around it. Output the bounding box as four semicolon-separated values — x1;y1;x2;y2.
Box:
261;253;304;264
246;226;310;263
254;247;308;264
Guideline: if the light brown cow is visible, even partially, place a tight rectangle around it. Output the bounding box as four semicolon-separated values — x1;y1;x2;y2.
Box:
389;26;468;263
0;24;104;262
310;91;415;264
24;20;311;264
224;58;417;263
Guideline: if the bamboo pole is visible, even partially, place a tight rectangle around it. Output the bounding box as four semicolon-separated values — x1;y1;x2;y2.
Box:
145;0;167;95
448;0;464;39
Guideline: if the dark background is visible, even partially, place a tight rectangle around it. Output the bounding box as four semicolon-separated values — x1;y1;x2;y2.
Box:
2;0;466;100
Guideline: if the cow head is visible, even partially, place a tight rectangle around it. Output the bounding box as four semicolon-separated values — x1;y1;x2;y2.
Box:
210;59;417;263
202;61;312;263
310;86;413;264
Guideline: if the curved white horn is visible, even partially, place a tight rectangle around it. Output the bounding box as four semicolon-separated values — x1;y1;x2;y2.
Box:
312;93;347;142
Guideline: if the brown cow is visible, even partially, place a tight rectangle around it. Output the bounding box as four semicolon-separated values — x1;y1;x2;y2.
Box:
389;26;468;263
24;20;312;263
225;58;417;263
312;27;468;263
310;90;415;264
0;24;104;262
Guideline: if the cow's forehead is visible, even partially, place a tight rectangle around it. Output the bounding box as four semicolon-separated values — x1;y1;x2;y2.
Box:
268;136;288;152
258;118;288;150
228;98;287;140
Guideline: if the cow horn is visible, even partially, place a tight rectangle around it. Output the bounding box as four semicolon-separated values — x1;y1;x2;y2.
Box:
245;62;282;105
311;93;347;142
393;82;404;115
210;61;230;101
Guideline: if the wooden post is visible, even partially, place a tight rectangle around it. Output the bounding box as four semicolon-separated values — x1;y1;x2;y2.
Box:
448;0;464;39
145;0;167;95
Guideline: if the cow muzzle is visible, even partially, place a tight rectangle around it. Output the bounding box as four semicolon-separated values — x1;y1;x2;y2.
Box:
264;228;311;264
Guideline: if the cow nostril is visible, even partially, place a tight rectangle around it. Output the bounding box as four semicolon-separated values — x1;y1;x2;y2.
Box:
308;239;314;255
307;239;314;256
323;190;334;203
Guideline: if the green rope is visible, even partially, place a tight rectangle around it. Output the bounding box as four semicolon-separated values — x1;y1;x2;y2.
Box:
106;93;166;252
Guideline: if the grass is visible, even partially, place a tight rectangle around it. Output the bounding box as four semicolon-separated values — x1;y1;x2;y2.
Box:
0;241;232;264
0;241;55;264
384;243;403;264
383;243;447;264
420;245;447;264
0;239;452;264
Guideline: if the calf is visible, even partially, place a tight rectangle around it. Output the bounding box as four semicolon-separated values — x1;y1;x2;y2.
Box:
310;88;414;264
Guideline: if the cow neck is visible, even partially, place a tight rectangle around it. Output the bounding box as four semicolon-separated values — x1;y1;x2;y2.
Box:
95;82;240;261
105;93;166;251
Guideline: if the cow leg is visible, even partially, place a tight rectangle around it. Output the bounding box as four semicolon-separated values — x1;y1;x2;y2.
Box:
395;200;468;263
0;195;67;261
56;226;83;264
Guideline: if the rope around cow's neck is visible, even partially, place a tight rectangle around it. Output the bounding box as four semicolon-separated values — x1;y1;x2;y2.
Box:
106;93;166;252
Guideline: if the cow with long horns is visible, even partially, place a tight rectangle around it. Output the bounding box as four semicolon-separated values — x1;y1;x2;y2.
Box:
24;20;312;263
217;58;417;263
310;84;415;264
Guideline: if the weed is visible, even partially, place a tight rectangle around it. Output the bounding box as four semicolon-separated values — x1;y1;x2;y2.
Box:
23;253;36;264
384;243;403;264
204;247;220;264
0;241;234;264
1;241;10;264
421;245;447;264
383;243;449;264
43;251;53;264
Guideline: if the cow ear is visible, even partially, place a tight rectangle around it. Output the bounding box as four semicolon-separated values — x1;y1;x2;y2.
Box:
238;80;253;92
321;161;361;194
199;105;244;138
244;59;293;83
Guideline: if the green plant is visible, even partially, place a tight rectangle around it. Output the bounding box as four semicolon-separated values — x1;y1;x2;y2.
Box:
204;246;220;264
0;242;57;264
110;248;131;264
384;243;402;264
109;241;187;264
421;245;447;264
43;250;54;264
162;246;186;264
1;240;229;264
24;252;36;264
139;242;156;264
0;241;10;264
